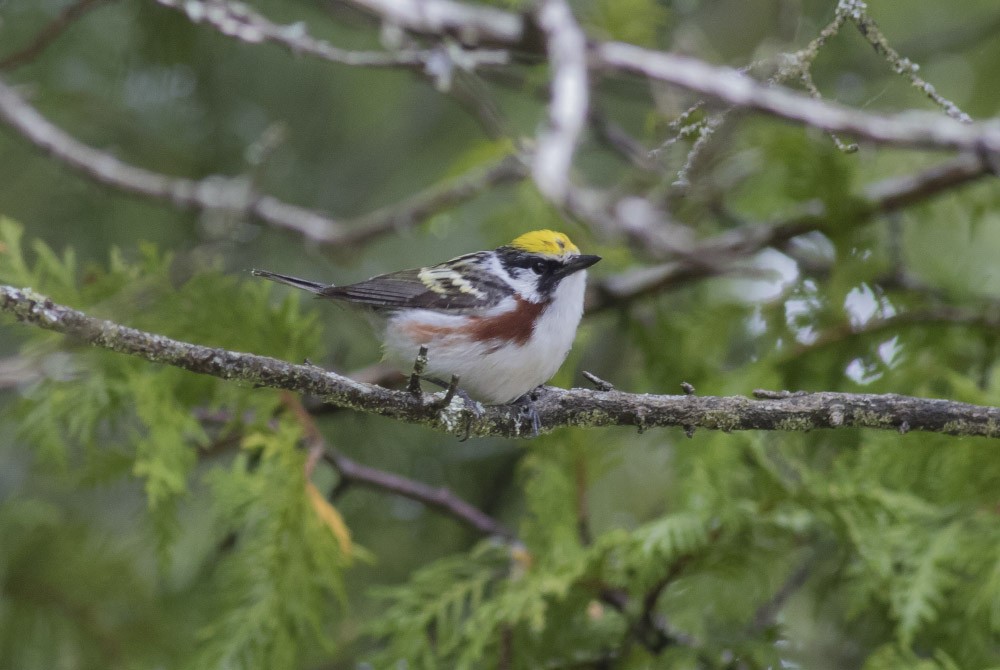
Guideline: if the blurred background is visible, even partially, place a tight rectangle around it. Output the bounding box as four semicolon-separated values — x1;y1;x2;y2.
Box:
2;0;1000;668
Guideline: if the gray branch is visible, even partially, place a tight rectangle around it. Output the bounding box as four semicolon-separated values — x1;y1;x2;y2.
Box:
531;0;589;205
596;41;1000;156
5;284;1000;440
586;152;993;312
154;0;510;70
0;77;523;249
333;0;1000;156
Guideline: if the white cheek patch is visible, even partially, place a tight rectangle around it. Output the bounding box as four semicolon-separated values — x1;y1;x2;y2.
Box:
506;268;542;303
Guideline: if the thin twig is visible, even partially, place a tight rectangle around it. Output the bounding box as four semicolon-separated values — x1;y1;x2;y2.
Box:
748;557;814;634
408;345;429;395
0;0;112;71
322;448;516;539
596;41;1000;155
332;155;527;248
848;5;971;123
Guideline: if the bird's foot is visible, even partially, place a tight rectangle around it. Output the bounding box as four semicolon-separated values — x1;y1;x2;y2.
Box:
512;386;546;437
428;375;483;441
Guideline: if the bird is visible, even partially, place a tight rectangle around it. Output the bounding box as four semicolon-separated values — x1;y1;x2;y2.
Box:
251;230;600;405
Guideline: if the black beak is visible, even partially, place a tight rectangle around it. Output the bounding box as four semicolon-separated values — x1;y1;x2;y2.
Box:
557;254;601;278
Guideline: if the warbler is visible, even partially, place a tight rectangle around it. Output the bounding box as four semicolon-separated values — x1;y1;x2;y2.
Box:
252;230;600;404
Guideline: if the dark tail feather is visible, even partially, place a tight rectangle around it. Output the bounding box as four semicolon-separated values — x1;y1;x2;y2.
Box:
251;269;328;294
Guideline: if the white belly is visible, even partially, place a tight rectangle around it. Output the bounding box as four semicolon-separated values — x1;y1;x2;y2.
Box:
381;272;587;403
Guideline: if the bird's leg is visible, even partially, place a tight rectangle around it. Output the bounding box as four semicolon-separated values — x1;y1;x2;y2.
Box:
426;375;484;441
426;376;482;414
512;386;546;437
407;345;429;396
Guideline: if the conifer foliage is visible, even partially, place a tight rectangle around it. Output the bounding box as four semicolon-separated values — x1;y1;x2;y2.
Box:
3;1;1000;668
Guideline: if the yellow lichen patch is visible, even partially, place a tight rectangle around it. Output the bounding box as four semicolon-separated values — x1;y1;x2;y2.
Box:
510;229;579;256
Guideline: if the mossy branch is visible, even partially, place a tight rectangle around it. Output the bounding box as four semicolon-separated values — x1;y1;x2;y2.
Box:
5;284;1000;440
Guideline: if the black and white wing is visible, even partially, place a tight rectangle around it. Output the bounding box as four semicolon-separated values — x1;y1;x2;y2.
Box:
322;252;513;312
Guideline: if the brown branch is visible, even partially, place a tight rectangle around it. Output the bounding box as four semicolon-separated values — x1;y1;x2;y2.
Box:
289;391;515;539
6;285;1000;440
748;557;813;635
0;0;112;71
860;152;990;211
323;448;516;540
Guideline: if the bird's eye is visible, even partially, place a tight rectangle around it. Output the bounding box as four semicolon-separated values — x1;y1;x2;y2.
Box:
531;260;547;275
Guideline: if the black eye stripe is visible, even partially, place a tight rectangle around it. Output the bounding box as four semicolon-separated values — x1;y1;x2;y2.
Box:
505;256;554;272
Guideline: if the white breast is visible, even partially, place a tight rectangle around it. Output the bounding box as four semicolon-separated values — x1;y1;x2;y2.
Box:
382;271;588;403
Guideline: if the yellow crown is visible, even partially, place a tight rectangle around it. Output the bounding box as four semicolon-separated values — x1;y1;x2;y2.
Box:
509;230;579;256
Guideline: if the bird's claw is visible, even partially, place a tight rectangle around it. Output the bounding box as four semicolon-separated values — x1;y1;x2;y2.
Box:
513;387;544;437
429;375;482;441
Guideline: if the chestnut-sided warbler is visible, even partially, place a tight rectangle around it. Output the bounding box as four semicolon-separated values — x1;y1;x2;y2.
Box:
252;230;600;404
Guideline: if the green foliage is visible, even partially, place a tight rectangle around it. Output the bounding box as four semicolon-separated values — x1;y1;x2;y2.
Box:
191;423;349;670
584;0;671;47
4;1;1000;667
0;497;174;670
1;221;343;668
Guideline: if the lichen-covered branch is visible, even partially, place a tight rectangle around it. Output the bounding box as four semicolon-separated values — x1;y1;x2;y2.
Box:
596;42;1000;156
5;284;1000;440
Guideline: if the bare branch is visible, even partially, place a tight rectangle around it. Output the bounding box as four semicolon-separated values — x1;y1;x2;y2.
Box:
847;4;971;123
587;153;993;311
146;0;1000;161
154;0;510;71
339;0;525;46
595;42;1000;156
6;284;1000;440
862;152;990;210
279;388;517;539
329;155;527;248
0;77;521;248
0;0;112;71
323;448;516;539
158;0;1000;162
0;76;344;234
531;0;589;204
749;557;813;634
